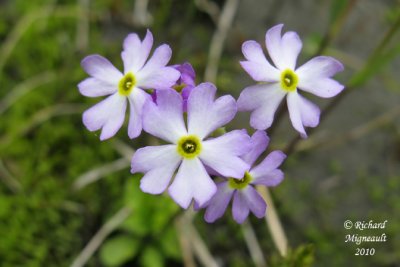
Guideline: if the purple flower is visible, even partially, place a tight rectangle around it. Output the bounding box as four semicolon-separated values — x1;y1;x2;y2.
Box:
202;131;286;224
131;83;252;208
78;30;180;140
238;24;344;138
152;62;196;111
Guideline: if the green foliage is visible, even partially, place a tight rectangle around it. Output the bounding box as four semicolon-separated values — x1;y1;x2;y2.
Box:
1;0;400;266
270;244;315;267
99;236;140;267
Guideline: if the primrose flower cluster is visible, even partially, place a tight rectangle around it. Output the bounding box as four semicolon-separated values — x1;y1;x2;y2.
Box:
78;25;344;224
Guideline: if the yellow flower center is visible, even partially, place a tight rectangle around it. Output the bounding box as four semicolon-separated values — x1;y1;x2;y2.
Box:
118;72;136;96
177;135;202;159
228;171;252;190
280;69;298;92
173;83;186;93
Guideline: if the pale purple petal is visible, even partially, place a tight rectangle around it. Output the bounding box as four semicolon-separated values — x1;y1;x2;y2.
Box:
122;30;153;73
181;85;195;112
296;56;344;98
241;130;270;166
240;61;280;82
265;24;302;70
265;24;285;69
127;88;151;139
136;66;180;90
250;150;286;186
287;92;305;137
241;40;280;82
78;78;117;97
287;92;320;138
121;33;141;72
204;182;234;223
250;150;286;177
174;62;196;86
281;31;302;70
237;83;286;130
297;93;321;128
298;77;345;98
296;56;344;79
187;83;237;139
232;191;250;224
242;40;268;63
169;158;217;209
131;145;181;194
142;89;187;143
200;130;251;178
251;169;284;187
136;44;172;78
240;186;266;218
82;92;126;140
81;55;123;84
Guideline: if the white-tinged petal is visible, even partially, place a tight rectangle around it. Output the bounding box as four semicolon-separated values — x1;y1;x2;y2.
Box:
82;92;127;140
297;93;320;128
296;56;344;98
169;158;217;209
78;78;117;97
265;24;302;70
287;92;305;138
81;55;123;84
296;56;344;79
240;61;280;82
298;77;345;98
265;24;285;69
287;91;320;138
200;130;251;178
187;83;237;139
281;31;302;70
131;145;181;194
241;130;270;166
137;44;172;78
136;66;180;90
242;40;268;63
241;40;280;82
142;89;187;143
204;181;234;223
127;88;151;139
122;30;153;73
237;83;286;130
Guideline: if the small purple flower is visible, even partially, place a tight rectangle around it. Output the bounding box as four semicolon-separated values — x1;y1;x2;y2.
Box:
131;83;252;208
238;24;344;138
152;62;196;111
173;62;196;112
203;131;286;224
78;30;180;140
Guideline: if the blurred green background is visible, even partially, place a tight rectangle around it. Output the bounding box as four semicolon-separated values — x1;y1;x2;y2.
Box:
0;0;399;266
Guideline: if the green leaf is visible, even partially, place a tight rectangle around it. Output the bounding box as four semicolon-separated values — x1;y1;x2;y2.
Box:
140;246;165;267
122;177;179;236
160;227;181;260
270;244;315;267
99;235;139;267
